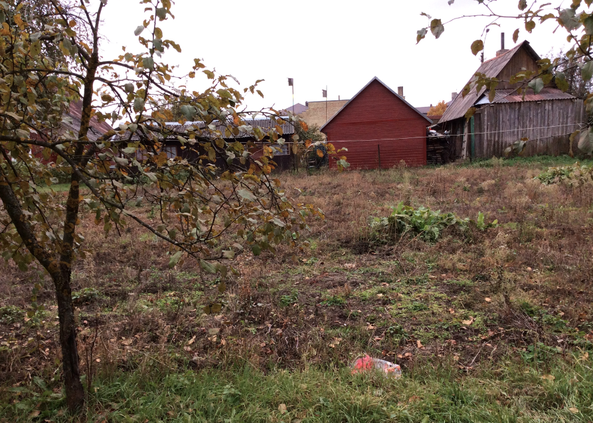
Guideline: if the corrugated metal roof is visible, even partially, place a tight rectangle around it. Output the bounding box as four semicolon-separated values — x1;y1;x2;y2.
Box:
164;118;296;139
439;41;540;124
320;76;432;131
118;115;297;143
475;87;575;104
64;101;113;141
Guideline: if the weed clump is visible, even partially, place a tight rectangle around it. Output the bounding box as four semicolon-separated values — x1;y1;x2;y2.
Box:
0;305;23;324
536;162;593;186
369;203;497;244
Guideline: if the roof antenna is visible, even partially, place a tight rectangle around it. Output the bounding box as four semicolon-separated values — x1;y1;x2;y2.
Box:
481;28;490;63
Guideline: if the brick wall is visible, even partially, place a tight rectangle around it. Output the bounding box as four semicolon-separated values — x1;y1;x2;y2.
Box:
299;100;349;129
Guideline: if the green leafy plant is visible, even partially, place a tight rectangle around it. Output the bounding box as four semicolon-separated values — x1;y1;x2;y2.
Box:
280;291;299;307
369;202;469;243
321;295;346;307
475;212;498;231
369;203;497;244
536;162;593;186
0;305;23;324
71;288;102;306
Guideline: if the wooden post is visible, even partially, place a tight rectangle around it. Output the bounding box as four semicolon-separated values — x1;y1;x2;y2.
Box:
377;144;381;169
470;116;475;161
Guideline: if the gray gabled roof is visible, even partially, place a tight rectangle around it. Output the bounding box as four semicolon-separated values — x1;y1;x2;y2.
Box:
474;87;575;105
439;41;540;124
320;76;432;131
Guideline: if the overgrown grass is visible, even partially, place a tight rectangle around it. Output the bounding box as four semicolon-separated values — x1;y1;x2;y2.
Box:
466;154;593;168
3;354;593;422
4;156;593;421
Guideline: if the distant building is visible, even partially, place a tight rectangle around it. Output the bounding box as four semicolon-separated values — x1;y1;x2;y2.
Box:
438;40;585;159
321;77;431;169
281;99;349;130
31;101;113;163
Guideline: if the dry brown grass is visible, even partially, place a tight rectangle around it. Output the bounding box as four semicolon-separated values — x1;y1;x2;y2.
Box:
2;159;593;389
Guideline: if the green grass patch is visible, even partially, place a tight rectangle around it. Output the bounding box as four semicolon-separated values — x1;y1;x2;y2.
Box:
4;355;593;422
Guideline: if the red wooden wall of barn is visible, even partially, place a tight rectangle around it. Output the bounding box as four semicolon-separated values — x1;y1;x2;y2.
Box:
323;80;428;169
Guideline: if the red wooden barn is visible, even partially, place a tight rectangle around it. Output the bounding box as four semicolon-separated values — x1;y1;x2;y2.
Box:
321;77;431;169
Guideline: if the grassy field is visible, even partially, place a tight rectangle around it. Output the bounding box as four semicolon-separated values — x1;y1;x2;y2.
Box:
2;156;593;421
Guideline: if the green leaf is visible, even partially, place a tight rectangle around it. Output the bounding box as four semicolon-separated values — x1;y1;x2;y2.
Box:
251;244;261;256
238;189;256;202
471;40;484;56
555;72;569;91
114;157;128;166
124;83;134;93
272;217;286;227
585;15;593;35
16;129;30;139
168;251;183;268
133;97;145;113
200;259;217;274
142;57;154;69
527;77;544;94
180;105;196;120
430;19;444;39
582;61;593;82
218;282;226;293
578;129;593;154
156;7;167;19
0;10;5;24
559;8;580;31
134;25;144;36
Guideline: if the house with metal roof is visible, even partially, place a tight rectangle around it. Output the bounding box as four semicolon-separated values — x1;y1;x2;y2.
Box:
321;77;432;169
152;116;299;171
31;101;114;164
439;40;585;159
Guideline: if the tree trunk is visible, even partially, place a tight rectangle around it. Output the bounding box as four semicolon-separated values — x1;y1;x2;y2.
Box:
0;172;85;411
53;272;85;412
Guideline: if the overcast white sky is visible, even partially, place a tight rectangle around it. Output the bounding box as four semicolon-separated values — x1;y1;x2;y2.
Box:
97;0;576;112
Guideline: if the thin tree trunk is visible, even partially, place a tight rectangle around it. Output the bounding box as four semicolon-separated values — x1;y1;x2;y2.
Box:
53;272;85;412
0;168;85;412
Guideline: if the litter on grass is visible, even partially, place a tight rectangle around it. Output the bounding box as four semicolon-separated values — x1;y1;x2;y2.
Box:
351;355;402;378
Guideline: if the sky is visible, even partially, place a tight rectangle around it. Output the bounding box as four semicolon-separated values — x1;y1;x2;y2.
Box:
96;0;577;112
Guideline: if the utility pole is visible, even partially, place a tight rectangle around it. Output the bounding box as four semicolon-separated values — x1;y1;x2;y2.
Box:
322;86;328;122
288;78;294;114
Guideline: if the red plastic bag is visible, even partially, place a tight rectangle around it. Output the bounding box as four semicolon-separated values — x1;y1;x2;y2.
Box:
351;354;402;378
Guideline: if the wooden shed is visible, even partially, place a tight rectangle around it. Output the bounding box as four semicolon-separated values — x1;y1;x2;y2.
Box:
438;41;585;159
321;77;431;169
